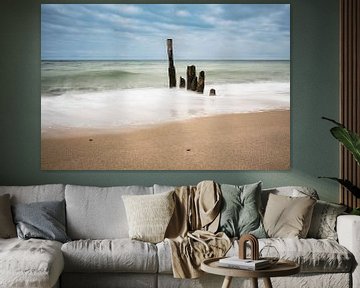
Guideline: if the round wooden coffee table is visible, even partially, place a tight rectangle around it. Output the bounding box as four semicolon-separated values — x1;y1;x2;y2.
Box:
201;257;300;288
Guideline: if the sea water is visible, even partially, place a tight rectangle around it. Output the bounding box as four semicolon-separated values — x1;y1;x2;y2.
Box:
41;60;290;131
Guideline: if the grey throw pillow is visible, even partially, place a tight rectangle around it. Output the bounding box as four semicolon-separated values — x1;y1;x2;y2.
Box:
0;194;17;238
12;200;70;243
218;182;266;238
307;200;347;240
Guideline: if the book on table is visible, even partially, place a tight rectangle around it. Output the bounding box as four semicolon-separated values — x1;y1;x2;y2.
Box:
218;257;271;270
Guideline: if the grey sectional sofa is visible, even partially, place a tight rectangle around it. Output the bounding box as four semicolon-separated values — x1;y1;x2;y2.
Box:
0;184;359;288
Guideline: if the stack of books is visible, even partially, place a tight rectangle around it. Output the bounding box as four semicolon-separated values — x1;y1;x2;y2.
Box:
218;257;271;270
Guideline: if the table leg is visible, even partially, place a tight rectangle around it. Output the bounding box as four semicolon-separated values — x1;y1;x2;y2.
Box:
221;276;233;288
251;278;258;288
263;277;273;288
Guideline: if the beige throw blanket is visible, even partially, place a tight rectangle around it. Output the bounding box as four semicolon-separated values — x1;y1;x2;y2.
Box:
165;181;231;279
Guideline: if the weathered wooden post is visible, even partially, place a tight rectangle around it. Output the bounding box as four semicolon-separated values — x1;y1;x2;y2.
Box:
167;39;176;88
197;71;205;93
179;77;186;88
191;76;198;91
187;65;196;90
209;88;216;96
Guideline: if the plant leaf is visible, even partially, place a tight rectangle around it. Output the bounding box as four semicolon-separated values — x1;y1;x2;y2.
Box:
330;126;360;165
321;116;345;127
322;116;360;165
318;177;360;198
351;208;360;215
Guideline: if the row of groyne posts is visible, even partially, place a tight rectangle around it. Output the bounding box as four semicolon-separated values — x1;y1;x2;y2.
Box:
167;39;216;96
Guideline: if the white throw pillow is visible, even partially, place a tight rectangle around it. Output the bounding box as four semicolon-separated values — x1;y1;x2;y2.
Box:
122;191;175;243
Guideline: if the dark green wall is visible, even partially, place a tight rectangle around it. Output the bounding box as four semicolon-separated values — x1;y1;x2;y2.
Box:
0;0;340;202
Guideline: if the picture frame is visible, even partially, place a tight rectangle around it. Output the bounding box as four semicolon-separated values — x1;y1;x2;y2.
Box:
41;4;290;170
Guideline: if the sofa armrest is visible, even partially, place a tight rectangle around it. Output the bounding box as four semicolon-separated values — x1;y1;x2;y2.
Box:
337;215;360;288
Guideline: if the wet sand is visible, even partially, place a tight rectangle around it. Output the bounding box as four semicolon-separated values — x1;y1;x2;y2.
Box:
41;110;290;170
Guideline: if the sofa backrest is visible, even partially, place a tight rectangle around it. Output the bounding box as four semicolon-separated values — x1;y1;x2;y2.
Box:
65;184;154;240
261;186;319;212
0;184;65;204
0;184;320;240
153;184;176;194
153;184;320;212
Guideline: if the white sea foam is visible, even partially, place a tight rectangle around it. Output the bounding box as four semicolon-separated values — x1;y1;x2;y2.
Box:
41;81;290;131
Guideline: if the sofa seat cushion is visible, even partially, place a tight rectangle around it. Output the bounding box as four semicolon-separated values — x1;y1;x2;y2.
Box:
0;238;64;288
156;240;173;274
157;238;353;274
62;239;158;273
231;238;353;273
261;238;353;272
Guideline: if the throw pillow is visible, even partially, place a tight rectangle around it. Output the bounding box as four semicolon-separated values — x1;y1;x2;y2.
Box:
307;200;347;240
261;186;319;214
122;190;175;243
12;200;70;243
263;193;316;238
218;182;266;238
0;194;17;238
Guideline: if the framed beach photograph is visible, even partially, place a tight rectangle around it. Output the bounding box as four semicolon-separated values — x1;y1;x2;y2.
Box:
41;4;290;170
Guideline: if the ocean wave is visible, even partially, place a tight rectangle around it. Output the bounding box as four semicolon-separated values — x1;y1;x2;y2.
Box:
41;82;290;131
41;60;289;96
41;70;159;96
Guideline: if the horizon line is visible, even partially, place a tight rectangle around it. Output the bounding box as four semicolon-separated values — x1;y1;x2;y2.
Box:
41;58;290;62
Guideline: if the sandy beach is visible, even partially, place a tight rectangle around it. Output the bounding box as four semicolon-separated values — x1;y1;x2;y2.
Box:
41;110;290;170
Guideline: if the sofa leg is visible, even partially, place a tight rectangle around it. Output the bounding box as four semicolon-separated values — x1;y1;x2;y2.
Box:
221;276;232;288
263;277;273;288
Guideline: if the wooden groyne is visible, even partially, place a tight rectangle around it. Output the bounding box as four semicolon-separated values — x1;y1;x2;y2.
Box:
167;39;176;88
197;71;205;93
167;39;215;95
187;65;196;91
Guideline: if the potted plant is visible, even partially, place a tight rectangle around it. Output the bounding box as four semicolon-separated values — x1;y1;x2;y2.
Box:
320;117;360;215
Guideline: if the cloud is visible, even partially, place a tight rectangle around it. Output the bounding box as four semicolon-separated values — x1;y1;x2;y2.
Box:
205;4;224;16
117;5;143;15
176;10;190;17
41;4;290;60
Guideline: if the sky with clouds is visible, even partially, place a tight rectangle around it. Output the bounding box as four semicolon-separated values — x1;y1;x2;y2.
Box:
41;4;290;60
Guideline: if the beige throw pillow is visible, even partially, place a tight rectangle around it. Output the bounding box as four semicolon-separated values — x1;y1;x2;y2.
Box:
122;191;175;243
0;194;17;238
263;193;316;238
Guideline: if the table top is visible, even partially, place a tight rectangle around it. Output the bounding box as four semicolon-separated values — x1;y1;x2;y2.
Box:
201;257;300;278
